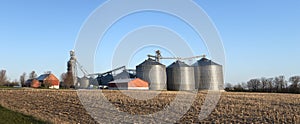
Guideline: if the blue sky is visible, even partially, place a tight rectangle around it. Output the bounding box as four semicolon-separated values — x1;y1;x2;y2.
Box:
0;0;299;84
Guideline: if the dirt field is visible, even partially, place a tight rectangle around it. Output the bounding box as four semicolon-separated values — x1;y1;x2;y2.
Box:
0;89;299;123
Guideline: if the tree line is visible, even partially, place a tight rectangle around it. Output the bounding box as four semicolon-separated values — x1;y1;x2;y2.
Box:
0;69;74;89
225;75;300;94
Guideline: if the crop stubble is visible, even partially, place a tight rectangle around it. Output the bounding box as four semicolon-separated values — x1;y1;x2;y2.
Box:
0;89;299;123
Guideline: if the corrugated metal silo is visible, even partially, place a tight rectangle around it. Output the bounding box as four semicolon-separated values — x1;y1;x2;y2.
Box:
167;61;195;91
79;77;90;88
193;58;224;90
136;58;167;90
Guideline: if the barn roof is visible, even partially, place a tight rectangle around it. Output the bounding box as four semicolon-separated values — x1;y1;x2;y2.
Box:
37;74;59;81
25;79;34;83
37;74;50;81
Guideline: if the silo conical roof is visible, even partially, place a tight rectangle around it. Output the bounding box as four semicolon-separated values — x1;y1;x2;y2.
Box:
194;58;221;66
137;58;164;66
167;60;190;68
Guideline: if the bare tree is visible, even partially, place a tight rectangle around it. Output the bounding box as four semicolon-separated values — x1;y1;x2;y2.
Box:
43;80;52;88
60;73;67;81
62;72;74;89
44;71;52;74
20;72;26;86
233;83;244;91
261;77;268;91
273;77;280;91
289;76;300;93
274;76;287;92
60;73;67;88
247;79;261;91
224;83;233;91
0;70;7;86
265;78;274;92
11;79;20;87
241;82;248;90
29;71;37;79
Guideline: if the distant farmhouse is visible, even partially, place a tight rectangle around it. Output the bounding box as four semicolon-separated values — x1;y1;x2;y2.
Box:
25;73;60;89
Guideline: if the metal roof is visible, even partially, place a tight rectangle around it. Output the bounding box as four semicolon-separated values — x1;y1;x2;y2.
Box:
109;78;149;86
36;74;59;81
25;79;34;84
167;60;190;68
114;70;131;79
194;58;221;66
108;78;133;84
36;74;50;81
137;58;164;66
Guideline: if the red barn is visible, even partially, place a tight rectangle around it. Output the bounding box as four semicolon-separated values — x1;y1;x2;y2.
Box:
37;74;60;89
25;79;41;88
31;79;41;88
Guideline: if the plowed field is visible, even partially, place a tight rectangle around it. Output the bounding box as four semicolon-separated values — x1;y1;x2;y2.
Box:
0;89;299;123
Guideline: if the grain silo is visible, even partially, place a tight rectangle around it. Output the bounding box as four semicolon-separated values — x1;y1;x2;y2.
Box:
67;50;77;87
193;58;224;90
167;61;195;91
136;58;167;90
79;77;90;89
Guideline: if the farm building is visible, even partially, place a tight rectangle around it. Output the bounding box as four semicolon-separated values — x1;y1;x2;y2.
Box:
114;70;136;80
108;78;149;90
37;74;60;89
25;79;41;88
97;74;114;86
25;79;33;87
